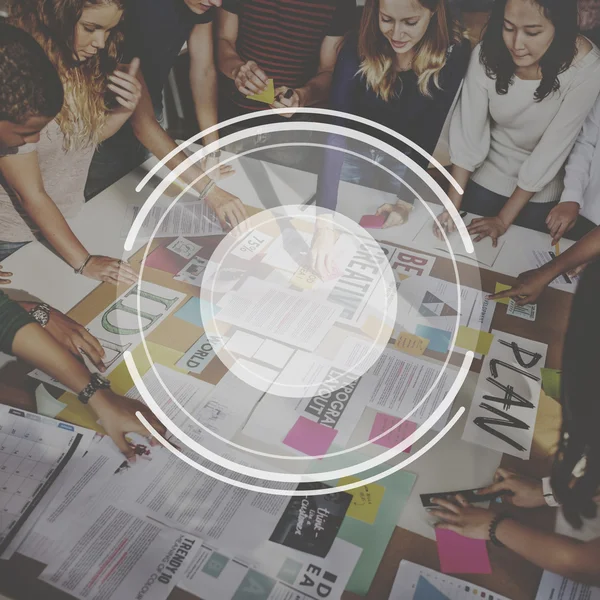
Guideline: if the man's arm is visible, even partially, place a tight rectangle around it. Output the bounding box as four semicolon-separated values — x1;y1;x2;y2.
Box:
129;74;248;228
189;22;219;146
216;7;268;94
273;36;343;112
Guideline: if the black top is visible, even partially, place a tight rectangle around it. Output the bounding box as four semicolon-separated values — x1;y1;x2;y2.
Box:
123;0;215;111
316;35;471;209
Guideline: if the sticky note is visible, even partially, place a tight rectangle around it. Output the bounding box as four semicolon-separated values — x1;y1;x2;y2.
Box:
414;577;450;600
283;417;337;457
494;282;512;305
174;297;221;328
415;325;451;354
337;476;385;525
456;326;494;355
359;214;386;229
369;413;416;451
246;78;275;104
290;266;318;290
435;529;491;574
395;332;429;356
361;315;392;341
541;368;561;400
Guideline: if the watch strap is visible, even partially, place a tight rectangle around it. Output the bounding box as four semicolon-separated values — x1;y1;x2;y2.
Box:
77;373;111;404
29;303;51;328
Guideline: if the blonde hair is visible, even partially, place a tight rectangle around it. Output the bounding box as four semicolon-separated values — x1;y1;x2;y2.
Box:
358;0;465;101
8;0;125;150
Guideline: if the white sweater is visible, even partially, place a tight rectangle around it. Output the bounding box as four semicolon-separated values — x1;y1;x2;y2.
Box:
560;93;600;225
450;42;600;203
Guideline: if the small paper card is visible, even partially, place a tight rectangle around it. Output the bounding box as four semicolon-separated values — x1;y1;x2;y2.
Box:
435;529;491;574
167;236;202;260
359;214;386;229
394;332;429;356
507;299;537;321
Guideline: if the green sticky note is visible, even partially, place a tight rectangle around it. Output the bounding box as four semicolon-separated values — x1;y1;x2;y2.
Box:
541;368;561;399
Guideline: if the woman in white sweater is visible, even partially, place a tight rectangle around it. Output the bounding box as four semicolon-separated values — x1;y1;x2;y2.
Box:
437;0;600;246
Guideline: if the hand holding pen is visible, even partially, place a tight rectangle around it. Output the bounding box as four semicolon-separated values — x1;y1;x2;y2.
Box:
271;87;302;118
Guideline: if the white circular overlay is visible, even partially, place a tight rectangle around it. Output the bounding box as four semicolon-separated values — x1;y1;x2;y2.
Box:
199;205;397;397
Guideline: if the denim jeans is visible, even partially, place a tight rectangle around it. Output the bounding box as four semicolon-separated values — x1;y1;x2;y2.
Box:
462;180;596;240
0;241;30;262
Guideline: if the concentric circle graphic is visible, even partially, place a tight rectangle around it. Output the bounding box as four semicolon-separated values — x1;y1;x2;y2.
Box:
123;108;477;496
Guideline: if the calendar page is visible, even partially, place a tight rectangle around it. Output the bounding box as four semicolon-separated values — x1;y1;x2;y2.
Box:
0;406;82;553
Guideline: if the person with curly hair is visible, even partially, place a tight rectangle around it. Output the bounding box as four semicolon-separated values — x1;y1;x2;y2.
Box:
436;0;600;246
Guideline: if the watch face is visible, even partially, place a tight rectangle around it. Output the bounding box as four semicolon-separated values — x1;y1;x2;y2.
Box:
92;373;111;388
32;307;50;327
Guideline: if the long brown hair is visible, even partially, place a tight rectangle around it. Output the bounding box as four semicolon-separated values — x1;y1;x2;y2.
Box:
8;0;126;149
358;0;464;101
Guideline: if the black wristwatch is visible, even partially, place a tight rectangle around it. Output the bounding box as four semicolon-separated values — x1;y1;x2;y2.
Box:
489;513;511;548
78;373;111;404
29;303;51;328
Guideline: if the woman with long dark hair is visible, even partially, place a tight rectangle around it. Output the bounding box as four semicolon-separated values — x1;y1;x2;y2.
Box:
436;0;600;246
431;259;600;584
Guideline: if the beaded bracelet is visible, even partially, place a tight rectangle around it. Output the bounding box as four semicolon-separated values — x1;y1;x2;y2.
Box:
489;513;511;548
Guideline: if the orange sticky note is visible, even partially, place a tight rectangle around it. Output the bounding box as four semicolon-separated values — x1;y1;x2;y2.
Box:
246;78;275;104
494;282;511;305
394;332;429;356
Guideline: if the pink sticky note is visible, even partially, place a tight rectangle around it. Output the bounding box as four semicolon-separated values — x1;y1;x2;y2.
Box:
283;417;337;457
369;413;416;451
435;529;492;574
359;214;386;229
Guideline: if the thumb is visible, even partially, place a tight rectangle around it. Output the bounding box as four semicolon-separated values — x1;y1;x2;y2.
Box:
108;429;136;459
128;57;140;76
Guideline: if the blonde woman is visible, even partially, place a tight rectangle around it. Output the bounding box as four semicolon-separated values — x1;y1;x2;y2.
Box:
315;0;470;225
0;0;141;284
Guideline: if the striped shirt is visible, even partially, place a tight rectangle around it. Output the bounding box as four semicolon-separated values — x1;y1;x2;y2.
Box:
222;0;355;112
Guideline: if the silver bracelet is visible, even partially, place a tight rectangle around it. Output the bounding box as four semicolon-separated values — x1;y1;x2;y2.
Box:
199;179;216;200
542;477;561;507
74;254;92;275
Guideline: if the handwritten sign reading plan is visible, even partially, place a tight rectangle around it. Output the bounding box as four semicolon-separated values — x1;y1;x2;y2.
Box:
462;330;547;458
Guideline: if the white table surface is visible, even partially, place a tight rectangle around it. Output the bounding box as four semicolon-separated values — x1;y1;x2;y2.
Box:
0;154;568;545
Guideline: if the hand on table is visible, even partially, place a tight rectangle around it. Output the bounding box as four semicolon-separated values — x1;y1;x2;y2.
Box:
0;264;12;284
89;389;167;459
476;467;544;508
310;221;340;279
430;494;496;539
467;216;508;247
487;268;552;306
82;256;138;286
202;153;235;181
376;200;412;228
546;202;579;245
433;211;458;240
45;309;107;372
205;185;249;231
108;58;142;114
270;87;301;118
233;60;269;96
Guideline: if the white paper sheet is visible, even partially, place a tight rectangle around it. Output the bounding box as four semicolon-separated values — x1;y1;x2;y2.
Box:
462;330;547;458
356;349;458;430
390;560;513;599
40;503;200;600
174;256;209;286
175;333;226;375
530;249;578;288
180;537;362;600
0;406;87;555
122;202;223;239
535;570;600;600
215;277;343;351
380;243;435;281
166;236;202;259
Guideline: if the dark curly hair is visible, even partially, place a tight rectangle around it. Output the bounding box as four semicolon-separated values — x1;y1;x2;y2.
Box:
480;0;579;102
0;21;64;124
551;257;600;528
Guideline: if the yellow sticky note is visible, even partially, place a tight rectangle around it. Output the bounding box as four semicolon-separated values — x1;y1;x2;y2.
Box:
394;332;429;356
109;342;186;395
338;476;385;525
361;315;392;342
246;78;275;104
291;266;318;290
494;282;511;305
456;326;494;355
